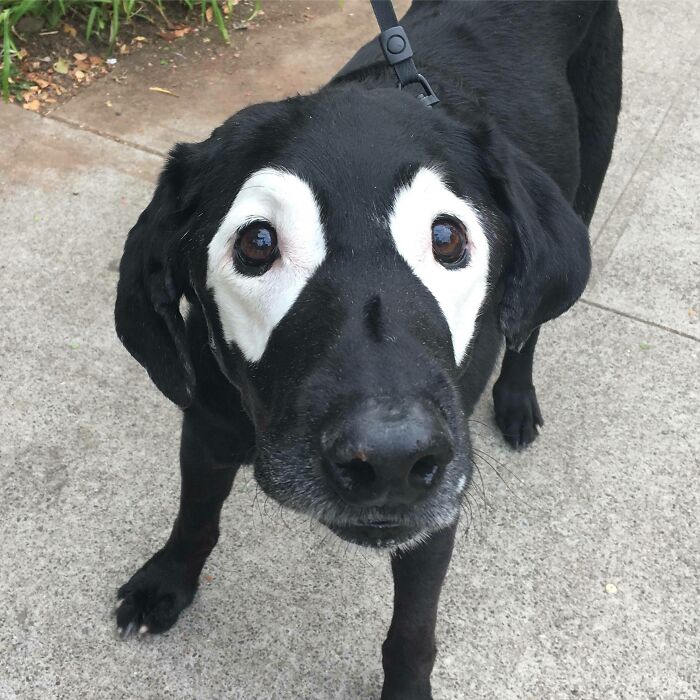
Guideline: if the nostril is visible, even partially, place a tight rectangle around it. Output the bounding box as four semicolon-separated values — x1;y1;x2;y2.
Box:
409;457;441;489
328;458;376;493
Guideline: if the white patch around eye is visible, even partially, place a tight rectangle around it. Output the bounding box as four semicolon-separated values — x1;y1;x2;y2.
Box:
388;168;490;365
207;168;326;362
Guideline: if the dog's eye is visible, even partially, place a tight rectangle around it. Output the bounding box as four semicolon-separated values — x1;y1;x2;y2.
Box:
234;221;279;275
431;216;469;268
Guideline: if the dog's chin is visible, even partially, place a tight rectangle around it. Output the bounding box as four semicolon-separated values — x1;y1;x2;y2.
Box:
326;521;428;550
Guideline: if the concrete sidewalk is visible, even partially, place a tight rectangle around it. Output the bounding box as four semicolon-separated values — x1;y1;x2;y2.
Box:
1;2;698;699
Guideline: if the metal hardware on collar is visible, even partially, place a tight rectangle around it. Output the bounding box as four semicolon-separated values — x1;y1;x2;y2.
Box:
370;0;439;107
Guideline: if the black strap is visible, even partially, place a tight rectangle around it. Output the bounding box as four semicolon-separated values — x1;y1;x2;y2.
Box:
370;0;439;107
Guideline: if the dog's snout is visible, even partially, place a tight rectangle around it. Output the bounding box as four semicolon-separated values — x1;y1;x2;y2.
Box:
321;400;453;507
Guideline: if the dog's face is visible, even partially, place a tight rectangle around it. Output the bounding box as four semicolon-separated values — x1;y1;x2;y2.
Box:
116;87;590;548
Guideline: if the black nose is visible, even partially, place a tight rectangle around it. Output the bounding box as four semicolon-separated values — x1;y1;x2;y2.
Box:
320;399;453;507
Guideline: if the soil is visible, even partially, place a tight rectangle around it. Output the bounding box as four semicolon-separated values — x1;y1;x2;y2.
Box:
8;0;262;114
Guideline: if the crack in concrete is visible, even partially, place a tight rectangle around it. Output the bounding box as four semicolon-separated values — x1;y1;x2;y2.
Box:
45;113;167;159
580;298;699;342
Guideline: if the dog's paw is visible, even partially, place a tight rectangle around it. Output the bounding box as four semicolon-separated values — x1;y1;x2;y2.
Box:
115;551;198;639
492;378;544;448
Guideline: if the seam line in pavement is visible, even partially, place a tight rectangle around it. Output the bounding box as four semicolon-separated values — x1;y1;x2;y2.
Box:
580;298;699;342
46;113;168;159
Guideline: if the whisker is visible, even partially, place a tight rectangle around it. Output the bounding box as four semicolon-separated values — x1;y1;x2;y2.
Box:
470;450;548;515
464;486;484;535
472;445;531;491
469;459;489;507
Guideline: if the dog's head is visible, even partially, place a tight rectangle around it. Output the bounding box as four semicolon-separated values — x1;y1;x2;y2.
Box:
116;86;589;548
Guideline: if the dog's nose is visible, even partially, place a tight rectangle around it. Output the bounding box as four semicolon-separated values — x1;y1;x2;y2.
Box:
320;400;453;507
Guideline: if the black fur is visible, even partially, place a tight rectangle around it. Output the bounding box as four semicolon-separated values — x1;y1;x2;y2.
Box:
113;2;622;696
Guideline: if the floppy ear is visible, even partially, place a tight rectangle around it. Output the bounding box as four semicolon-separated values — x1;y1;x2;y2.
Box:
115;143;203;407
483;128;591;351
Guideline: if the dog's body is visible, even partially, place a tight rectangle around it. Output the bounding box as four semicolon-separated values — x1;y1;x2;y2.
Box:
114;2;622;696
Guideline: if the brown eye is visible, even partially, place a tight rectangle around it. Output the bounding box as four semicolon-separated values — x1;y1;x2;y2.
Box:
431;216;469;267
235;221;279;274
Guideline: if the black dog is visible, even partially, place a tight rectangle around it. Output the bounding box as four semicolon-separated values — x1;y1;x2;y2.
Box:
114;2;622;697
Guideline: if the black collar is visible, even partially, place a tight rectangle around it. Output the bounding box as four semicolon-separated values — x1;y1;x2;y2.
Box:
370;0;439;107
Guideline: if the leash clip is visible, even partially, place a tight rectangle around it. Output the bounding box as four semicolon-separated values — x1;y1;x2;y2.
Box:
399;73;439;108
371;0;439;108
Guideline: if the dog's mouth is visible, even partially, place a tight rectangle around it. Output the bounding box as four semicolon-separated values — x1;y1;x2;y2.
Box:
327;519;421;549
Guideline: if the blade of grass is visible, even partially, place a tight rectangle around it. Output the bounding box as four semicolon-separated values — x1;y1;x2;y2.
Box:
124;0;137;22
246;0;262;23
209;0;229;43
9;0;42;25
109;0;120;47
1;9;12;103
85;5;99;40
48;0;63;28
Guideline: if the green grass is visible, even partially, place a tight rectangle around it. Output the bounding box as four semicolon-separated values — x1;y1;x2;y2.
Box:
0;0;240;102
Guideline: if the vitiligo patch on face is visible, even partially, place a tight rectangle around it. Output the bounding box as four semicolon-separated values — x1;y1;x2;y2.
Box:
207;168;327;362
388;168;490;365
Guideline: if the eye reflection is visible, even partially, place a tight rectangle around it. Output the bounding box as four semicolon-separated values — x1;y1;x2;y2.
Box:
431;216;469;267
235;221;279;275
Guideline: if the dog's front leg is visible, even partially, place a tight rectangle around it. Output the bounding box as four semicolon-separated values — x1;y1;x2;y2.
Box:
381;522;458;700
115;406;248;637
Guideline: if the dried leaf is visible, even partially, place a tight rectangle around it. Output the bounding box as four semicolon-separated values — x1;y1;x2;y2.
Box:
119;44;130;55
53;58;69;74
133;36;148;42
89;55;103;66
206;7;214;22
62;23;77;38
24;100;41;112
74;70;86;81
159;26;192;41
73;52;88;62
149;86;179;97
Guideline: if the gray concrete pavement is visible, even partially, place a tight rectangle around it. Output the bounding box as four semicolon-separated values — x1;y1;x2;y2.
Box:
1;2;698;699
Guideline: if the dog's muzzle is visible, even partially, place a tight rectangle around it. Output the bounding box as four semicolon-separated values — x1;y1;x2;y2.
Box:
319;398;454;546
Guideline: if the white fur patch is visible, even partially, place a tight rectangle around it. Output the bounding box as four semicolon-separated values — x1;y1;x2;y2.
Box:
207;168;327;362
388;168;490;365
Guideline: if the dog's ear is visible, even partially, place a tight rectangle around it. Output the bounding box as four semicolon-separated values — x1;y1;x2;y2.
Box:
115;142;204;407
482;127;591;351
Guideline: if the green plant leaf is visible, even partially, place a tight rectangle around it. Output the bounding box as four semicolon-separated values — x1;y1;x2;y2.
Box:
209;0;229;43
85;5;99;41
53;56;69;73
1;9;13;103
